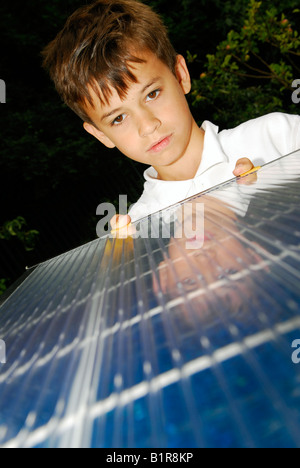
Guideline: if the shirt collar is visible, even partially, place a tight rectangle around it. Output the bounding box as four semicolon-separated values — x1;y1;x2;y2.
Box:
196;120;228;175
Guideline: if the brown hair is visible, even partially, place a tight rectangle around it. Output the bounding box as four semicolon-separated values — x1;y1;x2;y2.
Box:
42;0;177;124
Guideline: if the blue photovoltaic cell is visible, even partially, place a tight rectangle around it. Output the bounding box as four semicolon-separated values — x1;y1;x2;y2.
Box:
0;150;300;448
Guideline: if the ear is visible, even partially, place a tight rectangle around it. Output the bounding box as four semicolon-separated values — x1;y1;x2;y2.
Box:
175;55;191;95
83;122;116;149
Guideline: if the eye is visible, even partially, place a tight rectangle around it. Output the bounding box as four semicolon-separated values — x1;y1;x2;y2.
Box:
218;269;239;280
179;277;197;291
112;114;126;126
146;89;160;101
225;268;238;275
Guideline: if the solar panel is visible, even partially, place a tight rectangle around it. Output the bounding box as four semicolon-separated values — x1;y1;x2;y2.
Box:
0;150;300;448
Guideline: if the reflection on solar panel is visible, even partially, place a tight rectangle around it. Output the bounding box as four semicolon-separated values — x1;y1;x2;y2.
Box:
0;150;300;448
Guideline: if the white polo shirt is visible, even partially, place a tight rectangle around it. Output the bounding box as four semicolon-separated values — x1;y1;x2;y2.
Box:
128;112;300;222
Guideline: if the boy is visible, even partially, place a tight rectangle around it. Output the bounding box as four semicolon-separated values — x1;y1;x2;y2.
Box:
42;0;300;234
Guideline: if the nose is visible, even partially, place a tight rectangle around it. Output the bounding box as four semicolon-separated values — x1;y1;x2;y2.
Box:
137;107;161;137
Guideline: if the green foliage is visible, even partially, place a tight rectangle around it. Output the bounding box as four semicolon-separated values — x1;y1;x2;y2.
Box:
0;279;7;296
190;0;300;127
0;217;39;296
0;217;39;252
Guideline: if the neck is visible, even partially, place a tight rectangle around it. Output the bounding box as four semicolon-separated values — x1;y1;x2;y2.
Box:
153;120;205;181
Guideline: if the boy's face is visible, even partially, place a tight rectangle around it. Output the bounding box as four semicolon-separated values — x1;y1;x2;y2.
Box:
155;198;263;315
83;51;200;179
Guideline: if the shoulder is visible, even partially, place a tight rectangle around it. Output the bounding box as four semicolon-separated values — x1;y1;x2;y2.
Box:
222;112;299;136
218;112;300;164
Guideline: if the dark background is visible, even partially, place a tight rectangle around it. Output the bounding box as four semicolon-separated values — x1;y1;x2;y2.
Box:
0;0;299;291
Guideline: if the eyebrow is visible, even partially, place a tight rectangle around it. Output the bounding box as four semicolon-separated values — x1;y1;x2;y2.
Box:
141;77;160;94
100;77;161;122
101;107;123;122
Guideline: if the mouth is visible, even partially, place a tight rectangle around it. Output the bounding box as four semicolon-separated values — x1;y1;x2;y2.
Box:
184;232;213;250
186;233;212;244
186;231;214;243
147;134;172;153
